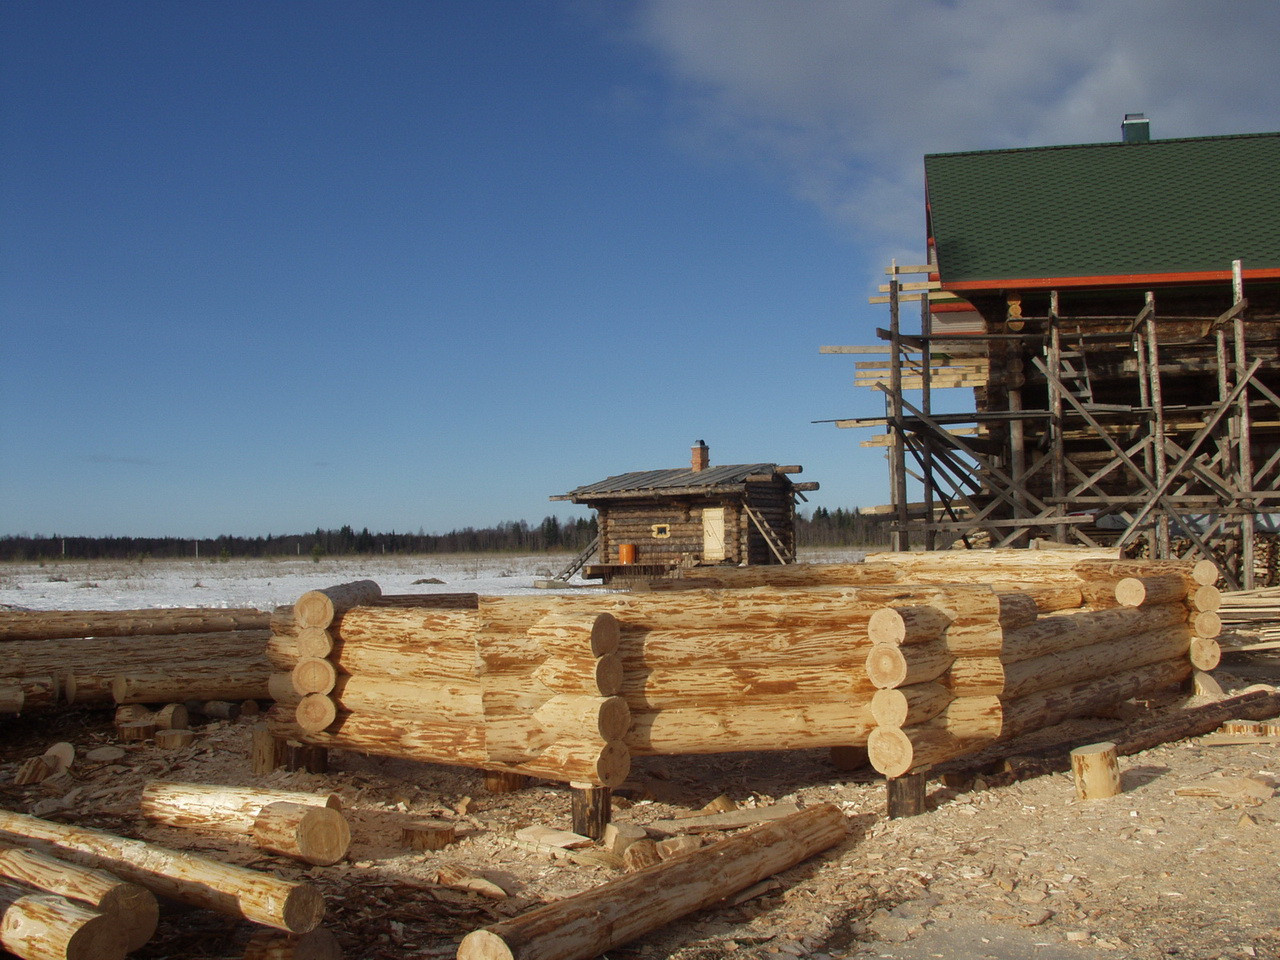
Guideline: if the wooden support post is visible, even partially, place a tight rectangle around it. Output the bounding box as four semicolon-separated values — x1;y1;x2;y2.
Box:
889;267;910;551
570;785;611;841
1070;742;1121;800
1048;298;1067;543
886;773;928;819
484;771;530;794
920;285;936;550
251;723;287;776
1232;261;1256;589
285;744;328;775
1144;293;1171;557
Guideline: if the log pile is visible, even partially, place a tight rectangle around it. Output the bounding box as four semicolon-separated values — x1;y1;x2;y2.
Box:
0;809;324;934
0;608;272;712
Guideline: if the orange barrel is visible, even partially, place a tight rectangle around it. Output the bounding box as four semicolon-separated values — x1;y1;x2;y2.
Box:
618;544;637;565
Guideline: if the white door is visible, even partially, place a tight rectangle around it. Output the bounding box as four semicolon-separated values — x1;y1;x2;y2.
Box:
702;507;726;561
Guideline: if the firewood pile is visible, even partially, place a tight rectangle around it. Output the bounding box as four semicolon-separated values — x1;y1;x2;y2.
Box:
0;608;273;716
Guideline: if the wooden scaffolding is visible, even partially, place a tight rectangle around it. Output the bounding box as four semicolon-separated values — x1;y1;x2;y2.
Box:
823;260;1280;590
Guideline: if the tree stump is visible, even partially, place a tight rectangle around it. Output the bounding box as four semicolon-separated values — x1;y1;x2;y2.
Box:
1070;741;1121;800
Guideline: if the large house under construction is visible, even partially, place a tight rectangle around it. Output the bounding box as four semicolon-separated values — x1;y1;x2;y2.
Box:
826;118;1280;588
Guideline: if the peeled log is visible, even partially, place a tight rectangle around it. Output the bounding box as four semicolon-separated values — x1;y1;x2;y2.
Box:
1189;585;1222;613
0;809;324;933
947;625;1191;699
456;803;848;960
251;802;351;866
294;695;338;734
870;683;952;728
533;655;623;697
327;675;483;726
293;581;382;630
865;639;954;689
1074;558;1218;587
623;662;873;710
290;659;339;697
112;668;270;705
1189;637;1222;671
138;781;342;835
241;928;343;960
0;883;125;960
627;700;874;755
866;606;952;646
990;604;1187;663
1114;575;1188;608
0;848;157;953
531;695;631;742
1191;611;1222;638
0;608;269;643
526;613;620;658
867;723;974;778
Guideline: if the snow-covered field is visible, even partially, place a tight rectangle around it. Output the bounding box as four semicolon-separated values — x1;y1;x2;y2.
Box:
0;548;867;611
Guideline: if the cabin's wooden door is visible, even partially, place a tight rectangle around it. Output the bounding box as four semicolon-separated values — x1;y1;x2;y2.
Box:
702;507;726;561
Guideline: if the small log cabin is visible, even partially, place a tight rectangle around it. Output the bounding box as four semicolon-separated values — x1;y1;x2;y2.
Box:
551;442;819;582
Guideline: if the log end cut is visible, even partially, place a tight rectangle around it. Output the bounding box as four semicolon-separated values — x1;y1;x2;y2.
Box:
457;929;515;960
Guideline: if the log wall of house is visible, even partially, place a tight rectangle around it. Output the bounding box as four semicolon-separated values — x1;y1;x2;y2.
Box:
597;499;729;565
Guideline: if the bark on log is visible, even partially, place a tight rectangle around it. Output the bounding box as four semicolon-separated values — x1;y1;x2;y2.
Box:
0;848;157;953
0;810;324;933
293;582;382;630
0;609;269;643
0;881;125;960
456;803;848;960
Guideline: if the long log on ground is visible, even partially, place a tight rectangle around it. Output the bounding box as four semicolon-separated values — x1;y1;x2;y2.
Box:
0;677;59;715
963;688;1280;784
0;848;157;952
0;810;324;933
456;803;848;960
0;881;125;960
0;609;270;643
251;802;351;867
138;782;342;833
111;667;271;705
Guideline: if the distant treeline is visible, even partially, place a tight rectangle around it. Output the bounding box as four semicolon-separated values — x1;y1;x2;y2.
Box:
1;508;888;561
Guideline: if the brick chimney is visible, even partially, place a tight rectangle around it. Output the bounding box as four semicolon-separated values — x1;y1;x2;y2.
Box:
691;440;709;472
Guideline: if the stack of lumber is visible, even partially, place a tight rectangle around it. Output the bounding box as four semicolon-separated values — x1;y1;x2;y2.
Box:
0;608;272;712
865;556;1223;778
1216;586;1280;646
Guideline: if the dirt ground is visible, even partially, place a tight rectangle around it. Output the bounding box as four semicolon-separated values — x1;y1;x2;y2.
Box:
3;654;1280;960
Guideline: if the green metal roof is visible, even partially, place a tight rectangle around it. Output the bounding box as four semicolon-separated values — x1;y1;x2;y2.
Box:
924;132;1280;287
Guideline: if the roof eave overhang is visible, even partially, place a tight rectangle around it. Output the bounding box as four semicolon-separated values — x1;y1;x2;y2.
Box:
552;483;752;504
941;266;1280;293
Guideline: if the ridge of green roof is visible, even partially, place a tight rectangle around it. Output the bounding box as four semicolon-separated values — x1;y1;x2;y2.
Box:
925;131;1280;286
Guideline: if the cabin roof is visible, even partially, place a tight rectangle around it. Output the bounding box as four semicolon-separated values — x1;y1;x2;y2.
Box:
551;463;780;502
924;131;1280;291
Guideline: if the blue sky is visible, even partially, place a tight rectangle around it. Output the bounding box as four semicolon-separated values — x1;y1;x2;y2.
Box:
4;1;1279;538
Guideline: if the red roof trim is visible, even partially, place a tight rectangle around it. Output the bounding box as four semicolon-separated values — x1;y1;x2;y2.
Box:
941;267;1280;292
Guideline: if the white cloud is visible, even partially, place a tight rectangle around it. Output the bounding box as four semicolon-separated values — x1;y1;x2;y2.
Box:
627;0;1280;261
